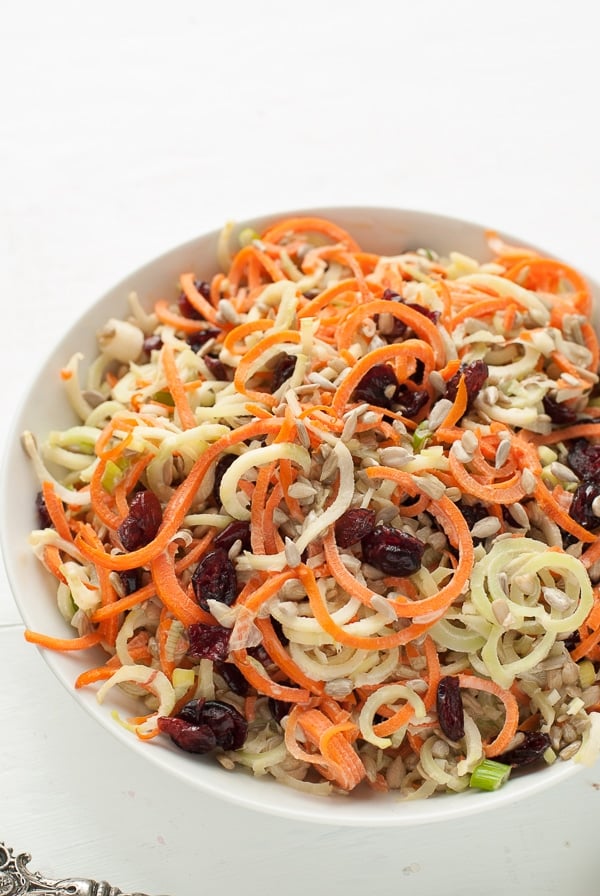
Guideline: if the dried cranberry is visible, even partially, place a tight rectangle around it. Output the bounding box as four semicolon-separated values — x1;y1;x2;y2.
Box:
543;394;578;426
361;525;425;575
218;662;249;696
395;386;429;419
191;548;238;611
187;622;231;661
445;360;489;409
204;355;228;381
269;698;290;723
159;697;247;753
569;482;600;529
35;491;52;528
197;700;247;750
117;491;162;551
143;334;163;354
407;302;440;325
495;731;551;767
213;520;252;553
271;353;297;393
335;508;376;548
563;630;581;652
382;288;401;301
353;364;399;410
436;676;465;741
157;715;217;753
187;327;220;353
213;454;236;504
118;568;143;595
567;440;600;483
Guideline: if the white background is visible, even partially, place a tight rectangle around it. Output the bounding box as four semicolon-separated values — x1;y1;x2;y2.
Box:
2;1;600;893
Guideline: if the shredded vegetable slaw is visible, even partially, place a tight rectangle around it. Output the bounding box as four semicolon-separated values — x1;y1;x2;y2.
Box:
22;215;600;797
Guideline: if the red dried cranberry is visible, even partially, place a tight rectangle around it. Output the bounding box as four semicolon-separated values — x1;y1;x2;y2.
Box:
569;482;600;529
445;360;489;409
204;355;229;381
335;508;376;548
407;302;440;325
395;386;429;419
353;364;399;410
213;520;252;553
187;327;220;353
35;491;53;528
268;698;290;723
218;662;249;696
117;491;162;551
494;731;551;767
191;548;238;611
361;525;425;575
459;501;491;543
543;394;578;425
159;697;247;752
563;630;581;652
436;676;465;741
187;623;231;661
142;334;163;354
157;715;217;753
213;454;236;505
118;568;143;595
272;353;297;392
567;440;600;482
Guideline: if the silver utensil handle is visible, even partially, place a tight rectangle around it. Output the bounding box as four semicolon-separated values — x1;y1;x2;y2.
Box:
0;841;168;896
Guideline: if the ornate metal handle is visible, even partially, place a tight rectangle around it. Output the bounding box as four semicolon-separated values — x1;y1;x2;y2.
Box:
0;841;167;896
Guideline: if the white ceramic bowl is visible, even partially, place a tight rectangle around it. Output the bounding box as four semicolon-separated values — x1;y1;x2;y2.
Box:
2;207;598;826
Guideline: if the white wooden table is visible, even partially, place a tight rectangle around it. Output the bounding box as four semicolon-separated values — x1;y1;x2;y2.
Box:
2;2;600;892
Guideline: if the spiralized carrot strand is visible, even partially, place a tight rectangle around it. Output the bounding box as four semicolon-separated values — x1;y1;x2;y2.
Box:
25;630;103;652
41;481;74;543
161;343;196;430
458;674;519;758
260;216;362;253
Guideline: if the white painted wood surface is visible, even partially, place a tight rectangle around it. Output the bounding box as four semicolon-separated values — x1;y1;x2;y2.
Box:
2;1;600;892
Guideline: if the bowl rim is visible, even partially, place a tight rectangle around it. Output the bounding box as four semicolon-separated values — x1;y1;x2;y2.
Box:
1;204;594;826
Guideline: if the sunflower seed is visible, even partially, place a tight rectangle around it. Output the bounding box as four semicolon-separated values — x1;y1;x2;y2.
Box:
550;462;579;484
370;593;398;622
287;482;317;500
361;411;380;425
324;678;354;698
379;446;412;467
341;410;359;442
428;398;454;431
559;741;581;761
495;438;511;469
470;516;501;539
492;598;513;627
307;372;336;391
460;430;478;454
521;468;536;494
217;299;241;325
296;419;310;449
412;474;446;500
428;370;446;395
320;450;339;482
450;441;474;464
542;587;572;611
284;537;302;568
445;486;462;502
506;501;530;528
514;573;537;595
